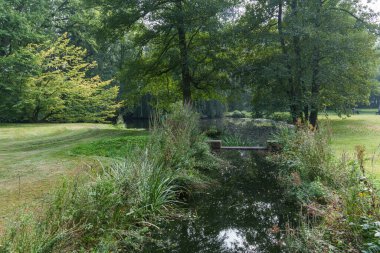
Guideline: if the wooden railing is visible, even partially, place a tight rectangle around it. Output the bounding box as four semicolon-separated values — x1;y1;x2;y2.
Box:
206;140;280;152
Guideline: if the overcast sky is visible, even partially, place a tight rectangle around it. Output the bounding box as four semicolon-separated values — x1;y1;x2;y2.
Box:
364;0;380;12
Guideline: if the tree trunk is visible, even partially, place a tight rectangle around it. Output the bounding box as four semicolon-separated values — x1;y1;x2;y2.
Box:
309;0;322;128
278;1;295;123
176;0;192;104
290;0;304;123
278;0;303;124
309;48;320;128
32;105;40;122
304;105;309;122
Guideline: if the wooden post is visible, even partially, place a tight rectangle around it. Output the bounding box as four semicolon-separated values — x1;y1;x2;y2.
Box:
267;140;281;152
207;140;222;151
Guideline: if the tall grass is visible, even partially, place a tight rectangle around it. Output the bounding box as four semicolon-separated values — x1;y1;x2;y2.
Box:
0;103;219;252
269;125;380;252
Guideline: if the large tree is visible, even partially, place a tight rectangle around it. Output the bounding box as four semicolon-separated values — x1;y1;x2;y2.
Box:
86;0;236;105
0;34;119;122
236;0;379;126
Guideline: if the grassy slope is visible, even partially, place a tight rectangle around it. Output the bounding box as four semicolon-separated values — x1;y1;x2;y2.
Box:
322;109;380;178
0;123;147;226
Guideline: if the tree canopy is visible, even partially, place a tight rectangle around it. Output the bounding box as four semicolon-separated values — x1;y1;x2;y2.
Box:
0;0;379;125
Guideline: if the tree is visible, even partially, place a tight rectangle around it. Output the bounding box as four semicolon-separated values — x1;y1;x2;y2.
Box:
86;0;236;106
0;34;119;122
236;0;379;126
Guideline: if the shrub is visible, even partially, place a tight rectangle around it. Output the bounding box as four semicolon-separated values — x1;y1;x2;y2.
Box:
269;126;380;252
204;126;221;138
268;112;292;123
269;126;345;188
221;134;249;146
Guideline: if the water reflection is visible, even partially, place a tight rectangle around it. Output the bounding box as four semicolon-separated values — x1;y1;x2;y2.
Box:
217;228;253;252
145;151;297;253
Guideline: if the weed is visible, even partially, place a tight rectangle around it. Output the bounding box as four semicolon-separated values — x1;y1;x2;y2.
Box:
270;126;380;252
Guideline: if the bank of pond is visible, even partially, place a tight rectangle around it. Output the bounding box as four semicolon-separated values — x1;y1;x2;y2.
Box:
0;106;379;253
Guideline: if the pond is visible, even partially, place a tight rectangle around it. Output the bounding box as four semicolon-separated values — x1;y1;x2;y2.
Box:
124;119;150;129
144;151;298;253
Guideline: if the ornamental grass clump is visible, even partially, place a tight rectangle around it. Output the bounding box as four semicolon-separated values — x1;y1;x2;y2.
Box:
0;103;220;252
269;125;380;252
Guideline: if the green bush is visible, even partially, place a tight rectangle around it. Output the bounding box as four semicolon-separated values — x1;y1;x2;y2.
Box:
221;134;248;146
268;112;292;123
269;126;380;252
204;126;221;138
294;180;328;204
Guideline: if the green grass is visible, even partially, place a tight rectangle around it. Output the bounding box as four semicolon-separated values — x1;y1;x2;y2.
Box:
0;123;148;228
70;134;148;158
0;104;219;251
321;109;380;177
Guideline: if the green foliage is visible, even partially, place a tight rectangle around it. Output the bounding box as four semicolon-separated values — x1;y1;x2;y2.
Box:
270;127;341;188
267;112;292;123
88;0;236;107
270;127;380;252
204;126;222;139
0;34;119;123
0;0;51;56
148;102;219;172
235;0;379;125
358;218;380;253
222;134;249;146
0;47;38;122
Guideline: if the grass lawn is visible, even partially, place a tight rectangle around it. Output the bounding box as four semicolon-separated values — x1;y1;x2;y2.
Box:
0;123;148;228
321;109;380;179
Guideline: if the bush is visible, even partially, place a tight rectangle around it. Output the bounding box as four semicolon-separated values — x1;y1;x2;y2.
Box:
221;134;249;146
269;126;380;252
204;126;221;138
267;112;292;123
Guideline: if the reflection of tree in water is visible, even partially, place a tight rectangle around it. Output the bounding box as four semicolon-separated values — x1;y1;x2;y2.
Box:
145;152;297;253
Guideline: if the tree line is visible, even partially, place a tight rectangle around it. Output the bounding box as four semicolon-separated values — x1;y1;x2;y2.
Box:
0;0;379;126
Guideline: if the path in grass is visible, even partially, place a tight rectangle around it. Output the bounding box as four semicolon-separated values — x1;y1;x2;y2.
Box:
0;123;148;226
323;109;380;178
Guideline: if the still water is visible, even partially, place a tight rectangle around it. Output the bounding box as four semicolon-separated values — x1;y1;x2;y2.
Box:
145;151;297;253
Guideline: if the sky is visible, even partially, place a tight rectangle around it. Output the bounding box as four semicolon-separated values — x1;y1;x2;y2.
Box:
364;0;380;12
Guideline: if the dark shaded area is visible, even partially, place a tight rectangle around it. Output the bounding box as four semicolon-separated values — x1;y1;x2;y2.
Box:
144;151;297;253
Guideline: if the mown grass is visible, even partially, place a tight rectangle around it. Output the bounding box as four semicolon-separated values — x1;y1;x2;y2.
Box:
0;123;148;228
69;133;148;158
321;109;380;178
0;104;220;252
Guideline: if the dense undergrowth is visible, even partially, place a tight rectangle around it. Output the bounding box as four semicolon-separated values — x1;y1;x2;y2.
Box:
0;104;220;252
268;126;380;253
